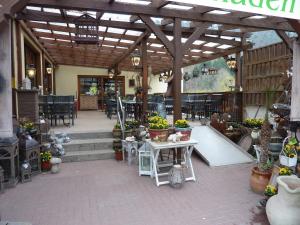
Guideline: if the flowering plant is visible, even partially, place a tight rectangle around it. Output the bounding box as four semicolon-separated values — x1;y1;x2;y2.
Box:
148;116;169;129
283;137;299;158
19;118;36;131
279;166;292;176
40;151;52;162
264;185;277;197
174;119;190;128
244;118;264;128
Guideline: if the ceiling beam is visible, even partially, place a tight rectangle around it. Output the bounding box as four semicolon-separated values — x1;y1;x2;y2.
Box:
110;31;149;69
182;25;206;53
139;15;174;57
288;19;300;37
26;0;293;31
152;0;170;9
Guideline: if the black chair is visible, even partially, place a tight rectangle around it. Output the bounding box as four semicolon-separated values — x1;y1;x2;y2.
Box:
106;99;117;119
51;96;75;126
165;97;174;115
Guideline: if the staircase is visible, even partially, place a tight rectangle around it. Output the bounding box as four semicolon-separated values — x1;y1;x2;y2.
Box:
62;131;114;162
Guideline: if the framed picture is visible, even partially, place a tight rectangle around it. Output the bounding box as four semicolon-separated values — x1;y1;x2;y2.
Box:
129;79;135;87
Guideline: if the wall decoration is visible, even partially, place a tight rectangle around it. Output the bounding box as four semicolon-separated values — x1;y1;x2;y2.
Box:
183;58;236;93
129;79;135;87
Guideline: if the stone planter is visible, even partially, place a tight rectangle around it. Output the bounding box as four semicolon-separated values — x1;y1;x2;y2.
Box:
266;176;300;225
175;127;192;141
148;129;169;142
250;166;272;194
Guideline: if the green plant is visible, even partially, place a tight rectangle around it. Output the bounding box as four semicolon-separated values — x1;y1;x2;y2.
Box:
19;118;35;131
244;118;264;128
175;119;190;128
114;123;121;129
126;120;140;129
89;86;98;95
40;151;52;162
114;122;132;131
264;185;277;197
148;116;169;130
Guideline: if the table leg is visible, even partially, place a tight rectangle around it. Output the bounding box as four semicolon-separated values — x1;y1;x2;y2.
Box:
186;146;196;181
151;148;161;186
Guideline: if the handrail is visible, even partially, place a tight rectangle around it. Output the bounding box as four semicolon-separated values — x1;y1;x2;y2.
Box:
116;92;125;139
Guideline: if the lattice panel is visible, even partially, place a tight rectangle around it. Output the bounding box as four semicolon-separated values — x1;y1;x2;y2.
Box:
243;42;292;106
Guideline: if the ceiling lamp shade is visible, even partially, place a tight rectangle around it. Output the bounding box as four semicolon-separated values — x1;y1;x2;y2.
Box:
131;50;141;67
46;66;52;74
108;69;114;79
26;64;36;79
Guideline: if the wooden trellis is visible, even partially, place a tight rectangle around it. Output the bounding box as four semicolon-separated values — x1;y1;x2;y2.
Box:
243;42;292;106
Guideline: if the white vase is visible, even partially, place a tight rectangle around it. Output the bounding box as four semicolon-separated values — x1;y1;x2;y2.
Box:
266;176;300;225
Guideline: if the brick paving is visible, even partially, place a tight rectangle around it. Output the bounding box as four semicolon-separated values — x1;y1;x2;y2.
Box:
0;157;269;225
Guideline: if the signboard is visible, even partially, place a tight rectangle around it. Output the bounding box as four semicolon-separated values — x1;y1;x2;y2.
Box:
172;0;300;20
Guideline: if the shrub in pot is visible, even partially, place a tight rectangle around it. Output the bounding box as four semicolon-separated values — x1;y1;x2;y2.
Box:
112;123;122;139
174;119;191;141
40;151;52;171
280;137;298;167
114;148;123;161
148;116;169;142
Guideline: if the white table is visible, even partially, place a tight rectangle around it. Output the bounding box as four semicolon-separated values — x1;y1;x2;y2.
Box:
146;139;198;187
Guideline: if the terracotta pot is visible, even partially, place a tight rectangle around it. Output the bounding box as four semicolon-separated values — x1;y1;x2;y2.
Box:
175;127;192;141
41;161;51;171
115;151;123;161
250;166;272;194
113;139;122;149
266;176;300;225
148;129;169;142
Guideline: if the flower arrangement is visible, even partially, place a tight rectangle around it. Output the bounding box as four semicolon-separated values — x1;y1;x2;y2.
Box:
244;118;264;128
148;116;169;130
126;120;140;129
19;118;36;131
264;184;277;197
40;151;52;162
279;166;293;176
175;119;190;128
114;122;131;131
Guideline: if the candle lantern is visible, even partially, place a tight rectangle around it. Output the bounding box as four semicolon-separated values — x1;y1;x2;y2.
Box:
20;160;31;183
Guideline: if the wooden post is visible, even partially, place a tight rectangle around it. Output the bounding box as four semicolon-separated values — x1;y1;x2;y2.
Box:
0;18;13;138
235;52;241;91
114;66;118;98
290;40;300;121
141;37;148;118
173;17;182;122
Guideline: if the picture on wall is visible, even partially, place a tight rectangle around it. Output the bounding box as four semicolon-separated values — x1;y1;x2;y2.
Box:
182;58;236;93
129;79;135;87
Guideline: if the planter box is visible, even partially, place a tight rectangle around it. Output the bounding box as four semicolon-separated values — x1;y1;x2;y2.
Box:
279;155;297;167
149;129;169;142
175;127;192;141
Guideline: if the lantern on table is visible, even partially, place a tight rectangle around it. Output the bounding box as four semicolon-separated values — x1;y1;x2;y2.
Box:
138;143;152;176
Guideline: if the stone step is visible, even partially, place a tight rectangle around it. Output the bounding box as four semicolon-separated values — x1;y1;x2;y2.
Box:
62;149;115;163
66;131;112;140
62;138;114;152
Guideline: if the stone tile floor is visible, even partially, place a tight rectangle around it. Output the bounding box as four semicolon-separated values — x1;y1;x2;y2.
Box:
0;157;269;225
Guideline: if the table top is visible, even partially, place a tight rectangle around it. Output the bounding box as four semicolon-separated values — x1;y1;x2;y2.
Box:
146;139;198;150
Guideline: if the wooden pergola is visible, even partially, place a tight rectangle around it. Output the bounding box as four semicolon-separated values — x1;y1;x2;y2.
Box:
1;0;300;122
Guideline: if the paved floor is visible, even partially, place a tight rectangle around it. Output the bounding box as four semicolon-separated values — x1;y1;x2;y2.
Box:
0;158;269;225
51;110;117;133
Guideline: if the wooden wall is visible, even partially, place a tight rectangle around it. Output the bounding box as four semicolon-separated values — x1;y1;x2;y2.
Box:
243;42;292;106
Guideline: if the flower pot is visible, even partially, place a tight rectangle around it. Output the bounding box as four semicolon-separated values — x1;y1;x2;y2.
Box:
279;155;297;167
149;129;169;142
41;161;51;171
266;176;300;225
113;139;122;150
250;166;272;194
124;130;133;138
175;127;192;141
112;128;122;139
115;151;123;161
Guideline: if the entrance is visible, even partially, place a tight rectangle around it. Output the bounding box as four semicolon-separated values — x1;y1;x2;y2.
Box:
77;75;125;110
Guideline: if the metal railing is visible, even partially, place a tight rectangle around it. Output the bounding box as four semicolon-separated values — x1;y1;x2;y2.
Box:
116;92;125;139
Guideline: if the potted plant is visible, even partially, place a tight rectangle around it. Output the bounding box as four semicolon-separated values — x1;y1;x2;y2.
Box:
264;184;277;198
112;123;122;139
40;151;52;171
19;119;37;135
278;166;293;176
280;137;298;167
174;119;192;141
148;116;169;142
114;147;123;161
250;90;274;194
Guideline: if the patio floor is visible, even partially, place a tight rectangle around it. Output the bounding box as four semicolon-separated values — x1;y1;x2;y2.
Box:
0;158;269;225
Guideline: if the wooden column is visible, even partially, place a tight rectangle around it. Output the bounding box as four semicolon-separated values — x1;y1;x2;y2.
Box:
290;40;300;121
114;66;118;98
235;52;241;91
141;37;148;117
173;18;182;122
0;18;13;138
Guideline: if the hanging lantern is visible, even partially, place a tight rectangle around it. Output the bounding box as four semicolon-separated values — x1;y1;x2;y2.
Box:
201;64;208;75
192;67;200;77
46;66;52;74
26;64;36;79
131;50;141;67
183;72;191;81
74;13;99;45
108;69;114;79
226;56;237;70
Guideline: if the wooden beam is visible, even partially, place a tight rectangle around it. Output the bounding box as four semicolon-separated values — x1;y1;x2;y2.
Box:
27;0;293;31
173;17;182;122
110;31;149;68
129;15;139;23
276;30;293;52
139;15;174;57
288;19;300;37
152;0;170;9
161;18;173;26
141;37;148;118
182;25;206;53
